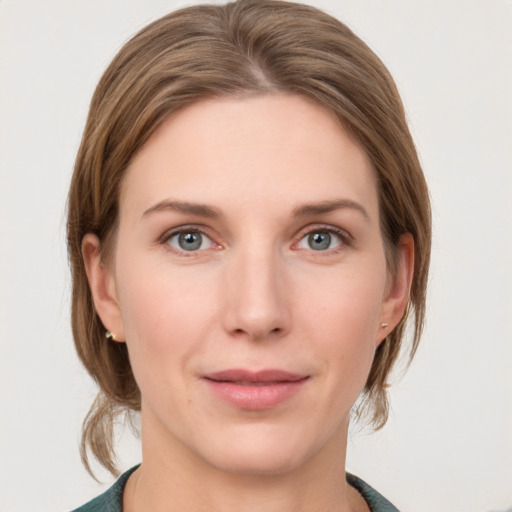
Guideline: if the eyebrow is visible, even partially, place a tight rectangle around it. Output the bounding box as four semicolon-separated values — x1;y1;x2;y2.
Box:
142;198;369;222
142;200;222;219
292;199;370;221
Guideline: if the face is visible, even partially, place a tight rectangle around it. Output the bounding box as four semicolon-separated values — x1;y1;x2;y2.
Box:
84;94;411;477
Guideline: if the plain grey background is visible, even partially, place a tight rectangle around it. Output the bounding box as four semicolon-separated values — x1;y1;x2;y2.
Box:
1;1;511;511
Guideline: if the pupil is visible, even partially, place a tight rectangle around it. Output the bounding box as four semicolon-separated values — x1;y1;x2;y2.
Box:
179;232;201;250
309;232;331;250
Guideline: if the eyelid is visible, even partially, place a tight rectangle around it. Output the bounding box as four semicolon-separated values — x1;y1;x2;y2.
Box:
156;222;352;255
293;224;353;250
158;224;222;254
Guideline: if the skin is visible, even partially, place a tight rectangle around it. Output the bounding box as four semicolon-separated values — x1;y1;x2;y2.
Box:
83;94;413;512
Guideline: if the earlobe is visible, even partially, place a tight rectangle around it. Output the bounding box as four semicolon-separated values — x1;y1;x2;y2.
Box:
82;234;125;342
377;233;414;344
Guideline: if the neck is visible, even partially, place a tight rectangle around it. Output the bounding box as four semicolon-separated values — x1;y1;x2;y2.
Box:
123;411;366;512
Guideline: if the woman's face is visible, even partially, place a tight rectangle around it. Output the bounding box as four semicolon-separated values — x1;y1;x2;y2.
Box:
85;94;411;476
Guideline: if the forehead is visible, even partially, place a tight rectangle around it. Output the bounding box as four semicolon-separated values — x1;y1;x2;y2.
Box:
120;94;378;220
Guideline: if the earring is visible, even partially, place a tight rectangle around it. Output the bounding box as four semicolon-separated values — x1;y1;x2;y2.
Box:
380;322;388;328
105;330;116;341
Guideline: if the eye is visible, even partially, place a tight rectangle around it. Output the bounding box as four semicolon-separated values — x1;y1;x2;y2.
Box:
297;229;344;251
166;230;214;252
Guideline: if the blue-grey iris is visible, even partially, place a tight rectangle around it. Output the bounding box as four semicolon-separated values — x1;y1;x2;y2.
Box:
308;232;331;250
178;232;202;251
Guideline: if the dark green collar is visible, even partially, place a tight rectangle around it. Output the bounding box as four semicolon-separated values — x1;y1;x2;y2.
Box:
73;466;399;512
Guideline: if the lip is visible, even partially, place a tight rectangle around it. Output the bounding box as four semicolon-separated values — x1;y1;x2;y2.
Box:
202;369;309;410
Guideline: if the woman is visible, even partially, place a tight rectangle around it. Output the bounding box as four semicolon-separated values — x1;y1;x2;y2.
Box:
68;0;430;510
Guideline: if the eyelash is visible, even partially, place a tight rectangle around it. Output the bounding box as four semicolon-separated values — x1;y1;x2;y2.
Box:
158;224;352;257
159;225;219;257
294;225;352;255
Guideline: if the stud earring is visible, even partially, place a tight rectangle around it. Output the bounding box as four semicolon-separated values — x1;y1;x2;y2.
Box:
105;330;116;341
380;322;389;328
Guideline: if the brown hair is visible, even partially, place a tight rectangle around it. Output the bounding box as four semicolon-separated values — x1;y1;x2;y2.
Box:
67;0;431;477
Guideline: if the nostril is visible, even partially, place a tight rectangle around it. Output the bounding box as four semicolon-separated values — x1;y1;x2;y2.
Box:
230;326;283;340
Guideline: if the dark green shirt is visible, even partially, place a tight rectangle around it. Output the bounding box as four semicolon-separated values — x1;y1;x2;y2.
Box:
71;466;399;512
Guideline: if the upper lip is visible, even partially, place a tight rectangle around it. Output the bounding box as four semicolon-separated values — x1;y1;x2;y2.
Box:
203;369;308;384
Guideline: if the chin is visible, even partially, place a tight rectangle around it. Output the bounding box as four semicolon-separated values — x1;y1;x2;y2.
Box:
209;448;306;477
194;423;326;477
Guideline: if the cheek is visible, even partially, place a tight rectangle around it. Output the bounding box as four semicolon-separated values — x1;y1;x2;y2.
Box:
296;262;386;386
114;256;219;379
298;261;386;339
113;267;223;433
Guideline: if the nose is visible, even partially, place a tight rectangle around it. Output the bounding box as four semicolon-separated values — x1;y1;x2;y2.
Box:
222;246;290;342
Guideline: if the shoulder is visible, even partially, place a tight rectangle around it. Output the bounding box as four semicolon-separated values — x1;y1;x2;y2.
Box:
346;473;401;512
70;466;139;512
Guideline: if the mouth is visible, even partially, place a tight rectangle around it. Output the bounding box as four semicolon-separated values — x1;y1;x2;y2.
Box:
202;369;310;410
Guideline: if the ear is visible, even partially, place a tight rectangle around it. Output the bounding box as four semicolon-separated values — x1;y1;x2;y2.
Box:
377;233;414;345
82;233;125;342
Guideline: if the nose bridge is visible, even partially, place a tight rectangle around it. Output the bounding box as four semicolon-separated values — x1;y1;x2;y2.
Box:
223;240;289;340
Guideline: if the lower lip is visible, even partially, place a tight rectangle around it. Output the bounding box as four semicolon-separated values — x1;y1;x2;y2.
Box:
203;378;308;410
